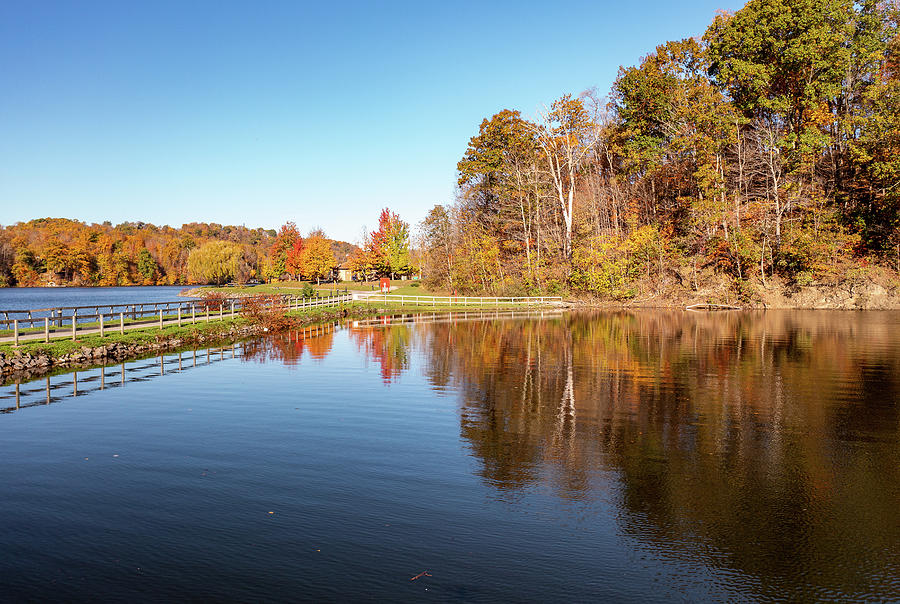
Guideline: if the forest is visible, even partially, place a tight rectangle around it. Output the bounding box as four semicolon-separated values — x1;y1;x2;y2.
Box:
419;0;900;303
0;206;416;287
0;217;364;287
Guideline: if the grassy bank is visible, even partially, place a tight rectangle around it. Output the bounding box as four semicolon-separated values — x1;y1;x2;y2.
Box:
0;300;570;380
0;304;378;359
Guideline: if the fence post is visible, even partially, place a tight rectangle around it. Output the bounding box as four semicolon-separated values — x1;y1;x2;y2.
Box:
120;313;125;335
72;316;77;341
231;301;235;318
192;304;196;324
44;317;50;343
178;306;182;327
13;319;19;347
220;304;224;320
206;306;210;323
159;309;163;329
99;314;104;337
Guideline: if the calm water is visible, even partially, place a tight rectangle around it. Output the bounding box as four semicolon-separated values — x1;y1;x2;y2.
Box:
1;310;898;601
0;286;196;311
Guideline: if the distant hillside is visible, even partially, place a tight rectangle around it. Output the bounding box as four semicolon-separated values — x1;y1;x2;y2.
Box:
0;217;358;286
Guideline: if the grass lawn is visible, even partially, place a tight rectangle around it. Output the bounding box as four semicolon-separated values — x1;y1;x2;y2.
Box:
383;284;442;296
0;317;248;358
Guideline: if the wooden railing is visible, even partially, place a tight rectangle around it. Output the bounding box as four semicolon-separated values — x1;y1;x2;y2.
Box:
353;294;563;307
0;291;353;346
1;291;562;346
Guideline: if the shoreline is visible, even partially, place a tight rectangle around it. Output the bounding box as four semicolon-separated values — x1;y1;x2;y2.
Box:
0;305;378;382
4;300;900;383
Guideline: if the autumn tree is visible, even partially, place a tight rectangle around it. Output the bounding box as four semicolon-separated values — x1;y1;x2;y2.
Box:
299;229;336;283
285;237;305;279
532;94;600;259
268;222;301;280
420;205;454;290
371;209;412;279
458;109;542;282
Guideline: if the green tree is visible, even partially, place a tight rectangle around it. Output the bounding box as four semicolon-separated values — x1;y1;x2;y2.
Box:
137;248;160;283
187;241;246;285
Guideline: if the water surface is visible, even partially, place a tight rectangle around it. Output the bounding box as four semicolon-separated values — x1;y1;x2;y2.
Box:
1;310;898;601
0;286;196;312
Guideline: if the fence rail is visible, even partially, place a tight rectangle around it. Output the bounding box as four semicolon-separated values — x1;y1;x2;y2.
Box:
1;291;353;346
352;294;564;307
1;291;561;346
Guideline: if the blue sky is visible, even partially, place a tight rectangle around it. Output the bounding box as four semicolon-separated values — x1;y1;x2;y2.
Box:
1;0;737;243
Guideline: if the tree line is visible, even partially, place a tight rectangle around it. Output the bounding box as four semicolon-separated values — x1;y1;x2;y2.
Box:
0;207;414;286
0;217;358;286
419;0;900;300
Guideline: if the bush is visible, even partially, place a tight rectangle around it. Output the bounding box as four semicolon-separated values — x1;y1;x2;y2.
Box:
198;290;229;312
241;294;291;331
570;235;636;299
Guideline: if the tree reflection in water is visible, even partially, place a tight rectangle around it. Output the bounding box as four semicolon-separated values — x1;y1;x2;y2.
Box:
241;322;337;366
349;316;413;383
352;310;900;600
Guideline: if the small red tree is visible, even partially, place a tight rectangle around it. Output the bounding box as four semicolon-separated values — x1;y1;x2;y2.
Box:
285;237;305;279
268;222;300;280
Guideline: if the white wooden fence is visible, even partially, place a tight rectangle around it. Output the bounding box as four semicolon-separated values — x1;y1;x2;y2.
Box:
2;292;561;346
353;294;563;307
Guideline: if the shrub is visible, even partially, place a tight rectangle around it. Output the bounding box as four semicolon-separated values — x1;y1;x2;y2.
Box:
241;294;291;331
198;290;229;312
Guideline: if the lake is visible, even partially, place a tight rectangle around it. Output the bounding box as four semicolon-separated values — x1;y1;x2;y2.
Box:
0;286;197;312
1;310;898;601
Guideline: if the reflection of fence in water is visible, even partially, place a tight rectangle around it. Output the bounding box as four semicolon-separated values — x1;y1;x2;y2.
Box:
350;309;565;329
0;343;243;414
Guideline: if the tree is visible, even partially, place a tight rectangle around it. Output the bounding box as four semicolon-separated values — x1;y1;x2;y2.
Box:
371;208;412;279
137;248;160;284
420;205;454;290
458;109;542;281
285;237;305;279
299;230;336;283
531;94;600;259
268;222;300;280
187;241;246;285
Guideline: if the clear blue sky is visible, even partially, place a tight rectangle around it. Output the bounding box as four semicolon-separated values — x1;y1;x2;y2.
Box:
1;0;737;243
